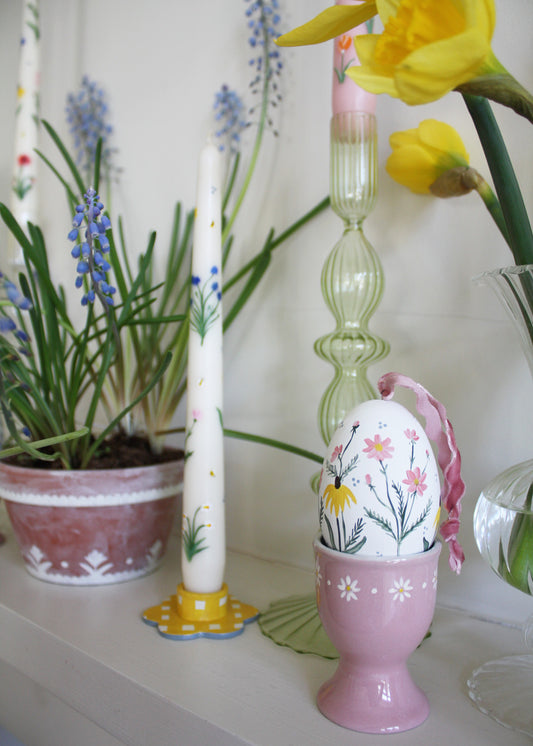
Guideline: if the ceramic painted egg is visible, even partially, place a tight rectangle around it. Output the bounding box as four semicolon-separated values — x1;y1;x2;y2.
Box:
318;399;441;557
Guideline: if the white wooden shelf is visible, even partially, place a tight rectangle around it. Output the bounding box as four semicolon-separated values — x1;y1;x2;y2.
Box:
0;529;530;746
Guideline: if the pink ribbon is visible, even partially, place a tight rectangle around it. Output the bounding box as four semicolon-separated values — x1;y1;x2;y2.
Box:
378;372;465;573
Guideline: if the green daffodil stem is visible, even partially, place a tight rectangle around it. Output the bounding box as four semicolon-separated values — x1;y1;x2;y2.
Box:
473;174;512;249
458;70;533;126
462;93;533;266
498;482;533;595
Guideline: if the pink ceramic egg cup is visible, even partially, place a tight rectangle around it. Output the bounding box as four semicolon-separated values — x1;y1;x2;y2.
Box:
314;537;441;734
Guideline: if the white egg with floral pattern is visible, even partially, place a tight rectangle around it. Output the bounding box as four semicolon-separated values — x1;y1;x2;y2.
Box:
318;399;441;557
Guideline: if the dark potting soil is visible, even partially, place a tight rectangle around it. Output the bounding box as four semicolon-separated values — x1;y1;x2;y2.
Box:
5;432;183;471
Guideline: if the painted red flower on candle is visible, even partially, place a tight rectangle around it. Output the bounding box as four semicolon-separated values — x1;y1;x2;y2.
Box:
12;154;34;200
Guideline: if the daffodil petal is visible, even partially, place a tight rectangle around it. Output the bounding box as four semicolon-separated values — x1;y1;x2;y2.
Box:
376;0;400;26
394;27;491;103
389;128;421;148
276;2;377;47
386;145;439;193
348;63;399;98
417;119;469;163
463;0;496;40
353;33;380;67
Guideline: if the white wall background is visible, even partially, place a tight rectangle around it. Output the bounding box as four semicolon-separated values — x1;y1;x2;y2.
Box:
1;0;532;624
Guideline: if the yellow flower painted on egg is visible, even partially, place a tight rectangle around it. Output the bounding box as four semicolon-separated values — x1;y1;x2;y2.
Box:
323;480;357;517
386;119;469;194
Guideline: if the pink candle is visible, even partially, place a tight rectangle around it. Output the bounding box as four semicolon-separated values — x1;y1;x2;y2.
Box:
332;0;376;115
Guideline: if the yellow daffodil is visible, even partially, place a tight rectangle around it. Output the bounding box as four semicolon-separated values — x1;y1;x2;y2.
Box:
278;0;500;106
386;119;469;194
350;0;499;105
387;118;511;245
323;482;357;517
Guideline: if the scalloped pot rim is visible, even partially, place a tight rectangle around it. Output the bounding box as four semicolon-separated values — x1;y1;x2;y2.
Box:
0;459;184;507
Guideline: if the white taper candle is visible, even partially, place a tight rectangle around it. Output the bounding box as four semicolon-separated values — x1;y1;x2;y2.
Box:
9;0;41;266
181;138;225;594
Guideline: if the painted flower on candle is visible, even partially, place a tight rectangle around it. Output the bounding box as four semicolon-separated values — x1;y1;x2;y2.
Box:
182;506;209;562
12;154;34;200
189;266;222;344
334;34;355;84
23;2;40;42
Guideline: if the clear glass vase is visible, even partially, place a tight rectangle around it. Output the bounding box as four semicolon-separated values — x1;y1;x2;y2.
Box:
467;265;533;737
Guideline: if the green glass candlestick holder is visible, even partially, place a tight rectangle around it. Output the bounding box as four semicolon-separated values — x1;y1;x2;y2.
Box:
315;111;389;444
260;112;389;659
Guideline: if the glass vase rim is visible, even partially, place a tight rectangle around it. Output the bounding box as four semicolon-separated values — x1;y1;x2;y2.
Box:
474;264;533;285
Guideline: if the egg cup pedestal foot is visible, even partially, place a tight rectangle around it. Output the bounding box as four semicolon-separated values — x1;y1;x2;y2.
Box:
142;583;259;640
313;538;441;734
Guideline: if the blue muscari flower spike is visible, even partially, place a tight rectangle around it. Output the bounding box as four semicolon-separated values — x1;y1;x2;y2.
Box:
65;75;115;178
242;0;284;134
69;188;116;307
0;273;32;354
213;85;247;153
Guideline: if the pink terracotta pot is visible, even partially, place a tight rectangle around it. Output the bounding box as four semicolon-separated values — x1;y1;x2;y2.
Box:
314;536;441;734
0;459;183;585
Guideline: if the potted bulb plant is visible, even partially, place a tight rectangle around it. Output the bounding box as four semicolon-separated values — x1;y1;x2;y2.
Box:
0;2;327;585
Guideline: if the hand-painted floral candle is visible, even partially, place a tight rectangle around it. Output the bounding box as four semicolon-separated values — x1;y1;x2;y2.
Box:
182;139;225;594
9;1;40;264
332;0;376;115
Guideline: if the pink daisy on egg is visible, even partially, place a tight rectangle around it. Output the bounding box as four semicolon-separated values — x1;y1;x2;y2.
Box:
330;444;343;462
402;467;427;496
363;434;394;462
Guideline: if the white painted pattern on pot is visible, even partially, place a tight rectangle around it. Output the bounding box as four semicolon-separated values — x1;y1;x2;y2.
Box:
23;540;165;585
0;482;183;507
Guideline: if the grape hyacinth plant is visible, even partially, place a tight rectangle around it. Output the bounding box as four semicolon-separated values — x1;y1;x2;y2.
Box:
69;188;116;308
65;76;114;184
0;0;328;470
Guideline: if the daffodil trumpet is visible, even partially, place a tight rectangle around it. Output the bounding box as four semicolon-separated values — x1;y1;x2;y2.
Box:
277;1;533;125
